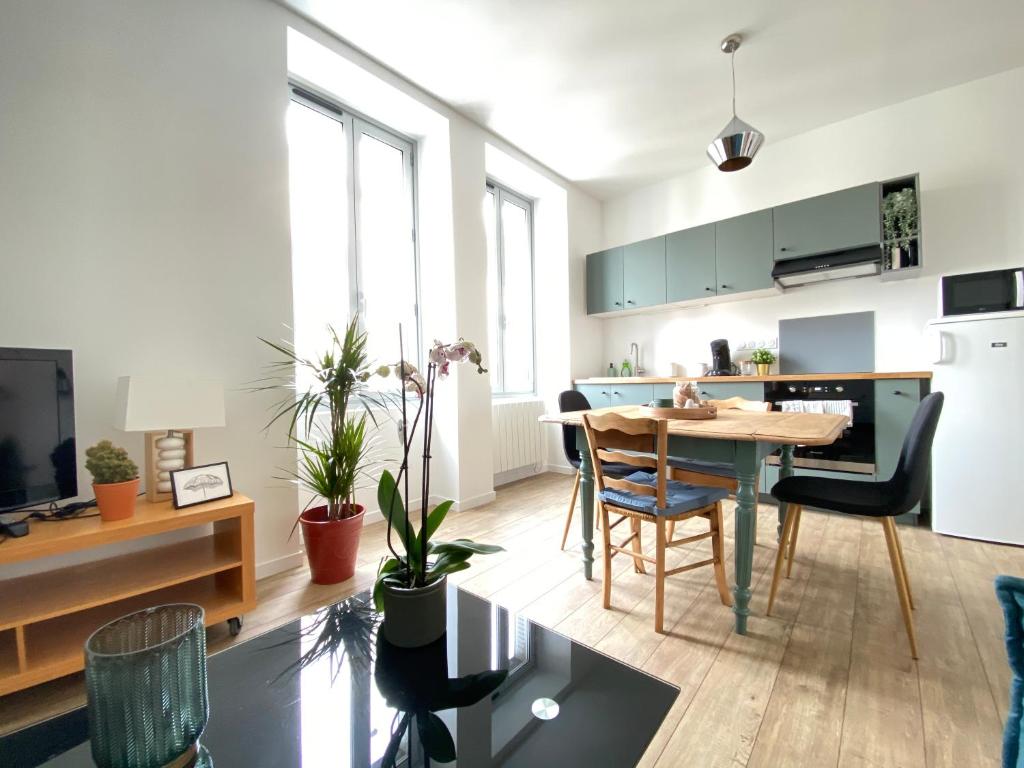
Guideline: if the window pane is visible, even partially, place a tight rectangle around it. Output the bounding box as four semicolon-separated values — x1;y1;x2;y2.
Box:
500;198;534;393
357;128;416;368
286;101;350;374
484;189;500;391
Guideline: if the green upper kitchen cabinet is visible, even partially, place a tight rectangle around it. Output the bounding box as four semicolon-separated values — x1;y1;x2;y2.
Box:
622;236;667;309
666;223;717;302
586;246;624;313
773;182;881;260
715;209;774;295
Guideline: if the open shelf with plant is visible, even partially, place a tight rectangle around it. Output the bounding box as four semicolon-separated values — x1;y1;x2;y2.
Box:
881;174;921;279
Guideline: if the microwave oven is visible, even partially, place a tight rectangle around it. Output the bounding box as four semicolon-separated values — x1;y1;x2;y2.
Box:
939;268;1024;317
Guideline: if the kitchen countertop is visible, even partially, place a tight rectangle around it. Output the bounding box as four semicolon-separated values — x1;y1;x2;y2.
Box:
575;371;932;384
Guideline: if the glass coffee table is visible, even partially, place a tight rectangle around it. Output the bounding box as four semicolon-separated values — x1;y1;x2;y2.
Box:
2;586;678;767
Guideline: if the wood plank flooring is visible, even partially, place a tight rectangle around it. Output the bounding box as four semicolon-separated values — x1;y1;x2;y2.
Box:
1;472;1017;766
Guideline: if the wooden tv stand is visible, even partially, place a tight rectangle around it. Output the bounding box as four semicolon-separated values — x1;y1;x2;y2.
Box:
0;494;256;695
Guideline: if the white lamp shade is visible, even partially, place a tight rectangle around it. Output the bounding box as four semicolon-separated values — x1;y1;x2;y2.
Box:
114;376;226;432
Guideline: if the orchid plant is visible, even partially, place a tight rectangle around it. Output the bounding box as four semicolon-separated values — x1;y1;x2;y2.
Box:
373;333;501;609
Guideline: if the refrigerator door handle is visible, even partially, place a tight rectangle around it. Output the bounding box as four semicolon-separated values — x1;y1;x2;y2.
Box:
926;326;949;364
1015;269;1024;308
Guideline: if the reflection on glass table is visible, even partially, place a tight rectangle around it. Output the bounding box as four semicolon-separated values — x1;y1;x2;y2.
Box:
2;587;678;768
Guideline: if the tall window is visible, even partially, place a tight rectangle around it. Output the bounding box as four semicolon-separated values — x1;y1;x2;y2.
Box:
484;182;535;395
287;87;418;367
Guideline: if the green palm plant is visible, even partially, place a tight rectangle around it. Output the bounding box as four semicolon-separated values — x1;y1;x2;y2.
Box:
255;317;393;522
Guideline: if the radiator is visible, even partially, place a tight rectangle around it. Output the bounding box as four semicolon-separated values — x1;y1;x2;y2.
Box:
492;399;545;478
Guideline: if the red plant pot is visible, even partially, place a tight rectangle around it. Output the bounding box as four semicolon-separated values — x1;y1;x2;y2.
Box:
299;504;365;585
93;479;140;522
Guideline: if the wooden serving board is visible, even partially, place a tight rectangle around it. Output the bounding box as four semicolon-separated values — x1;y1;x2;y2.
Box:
638;405;717;420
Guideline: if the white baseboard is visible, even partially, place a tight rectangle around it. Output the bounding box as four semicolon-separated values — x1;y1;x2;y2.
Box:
543;463;575;476
256;551;305;580
494;464;544;487
452;490;497;511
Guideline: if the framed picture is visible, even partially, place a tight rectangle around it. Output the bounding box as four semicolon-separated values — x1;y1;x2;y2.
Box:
170;462;233;509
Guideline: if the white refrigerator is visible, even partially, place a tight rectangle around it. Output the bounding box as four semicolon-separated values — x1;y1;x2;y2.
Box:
927;310;1024;544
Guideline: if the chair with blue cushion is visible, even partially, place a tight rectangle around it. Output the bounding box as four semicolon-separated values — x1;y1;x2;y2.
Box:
767;392;944;659
582;410;732;634
995;574;1024;768
558;390;634;550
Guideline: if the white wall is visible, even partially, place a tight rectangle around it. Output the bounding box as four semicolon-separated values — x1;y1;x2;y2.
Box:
598;66;1024;377
0;0;601;576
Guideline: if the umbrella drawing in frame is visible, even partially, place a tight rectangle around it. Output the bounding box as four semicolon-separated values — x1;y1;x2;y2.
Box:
183;473;224;499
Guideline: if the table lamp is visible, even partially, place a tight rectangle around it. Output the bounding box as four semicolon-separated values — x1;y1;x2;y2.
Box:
114;376;226;503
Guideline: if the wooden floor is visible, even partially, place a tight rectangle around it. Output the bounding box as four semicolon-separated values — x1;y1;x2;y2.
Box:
1;472;1016;766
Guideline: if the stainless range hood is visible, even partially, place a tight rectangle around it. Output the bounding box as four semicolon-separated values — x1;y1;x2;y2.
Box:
771;246;881;288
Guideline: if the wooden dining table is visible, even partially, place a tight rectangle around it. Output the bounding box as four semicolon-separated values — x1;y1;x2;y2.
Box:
539;405;847;634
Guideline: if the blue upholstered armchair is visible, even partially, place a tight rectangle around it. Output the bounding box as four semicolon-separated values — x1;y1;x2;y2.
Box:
995;575;1024;768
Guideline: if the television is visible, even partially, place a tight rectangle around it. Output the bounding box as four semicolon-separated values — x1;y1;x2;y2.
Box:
0;348;77;512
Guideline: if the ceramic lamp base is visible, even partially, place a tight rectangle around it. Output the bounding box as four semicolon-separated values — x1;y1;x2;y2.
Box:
144;429;194;503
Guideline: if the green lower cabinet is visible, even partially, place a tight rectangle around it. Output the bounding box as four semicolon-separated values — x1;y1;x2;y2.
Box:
875;379;923;516
575;384;611;409
609;384;654;407
695;381;765;401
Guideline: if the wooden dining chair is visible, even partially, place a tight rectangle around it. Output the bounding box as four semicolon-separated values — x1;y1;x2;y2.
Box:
582;411;732;633
766;392;944;659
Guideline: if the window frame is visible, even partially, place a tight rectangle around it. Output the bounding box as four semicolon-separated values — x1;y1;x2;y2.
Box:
288;84;421;363
485;180;537;397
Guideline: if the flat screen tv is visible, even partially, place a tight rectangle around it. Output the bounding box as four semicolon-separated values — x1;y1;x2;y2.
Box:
0;348;77;512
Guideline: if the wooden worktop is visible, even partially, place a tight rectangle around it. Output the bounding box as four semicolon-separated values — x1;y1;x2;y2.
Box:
575;371;931;385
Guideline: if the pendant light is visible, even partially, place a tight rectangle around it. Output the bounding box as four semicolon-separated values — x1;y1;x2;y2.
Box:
707;34;764;172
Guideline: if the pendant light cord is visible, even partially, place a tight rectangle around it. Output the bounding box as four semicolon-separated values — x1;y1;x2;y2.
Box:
731;50;737;117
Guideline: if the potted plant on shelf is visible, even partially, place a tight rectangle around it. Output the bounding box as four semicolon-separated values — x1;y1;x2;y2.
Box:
750;348;776;376
373;333;502;648
882;187;919;270
258;318;391;585
85;440;139;522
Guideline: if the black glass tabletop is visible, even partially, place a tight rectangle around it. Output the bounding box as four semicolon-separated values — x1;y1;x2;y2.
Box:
2;586;678;768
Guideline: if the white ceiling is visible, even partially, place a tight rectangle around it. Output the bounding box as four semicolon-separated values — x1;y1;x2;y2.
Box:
284;0;1024;200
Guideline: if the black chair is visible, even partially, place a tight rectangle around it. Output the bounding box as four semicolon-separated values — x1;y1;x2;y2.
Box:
767;392;944;659
557;390;634;550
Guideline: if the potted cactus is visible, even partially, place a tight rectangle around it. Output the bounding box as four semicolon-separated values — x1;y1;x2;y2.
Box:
85;440;140;521
750;348;776;376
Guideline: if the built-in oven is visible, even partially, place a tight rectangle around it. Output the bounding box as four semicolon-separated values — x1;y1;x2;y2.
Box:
764;379;875;475
940;268;1024;317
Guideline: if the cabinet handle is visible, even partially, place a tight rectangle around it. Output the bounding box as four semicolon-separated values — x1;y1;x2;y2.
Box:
720;284;730;289
614;301;622;306
893;390;904;396
600;390;608;395
779;247;789;252
705;286;713;292
626;299;635;305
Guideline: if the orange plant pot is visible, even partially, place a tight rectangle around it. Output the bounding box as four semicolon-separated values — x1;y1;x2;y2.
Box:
93;478;140;522
299;504;365;585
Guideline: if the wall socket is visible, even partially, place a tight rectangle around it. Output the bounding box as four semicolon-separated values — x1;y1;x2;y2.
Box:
735;337;778;351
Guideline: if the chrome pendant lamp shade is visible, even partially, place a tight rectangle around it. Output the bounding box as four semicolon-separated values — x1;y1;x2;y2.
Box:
707;34;764;172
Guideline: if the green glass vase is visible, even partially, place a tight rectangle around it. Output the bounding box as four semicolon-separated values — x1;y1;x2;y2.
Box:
84;603;209;768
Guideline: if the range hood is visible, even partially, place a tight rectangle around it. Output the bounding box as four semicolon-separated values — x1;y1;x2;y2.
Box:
771;246;881;288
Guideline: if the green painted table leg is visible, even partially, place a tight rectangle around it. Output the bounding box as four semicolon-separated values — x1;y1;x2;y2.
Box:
732;442;760;634
577;427;595;581
777;444;795;540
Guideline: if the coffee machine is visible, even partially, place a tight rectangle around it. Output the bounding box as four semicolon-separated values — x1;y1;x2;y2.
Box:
708;339;735;376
